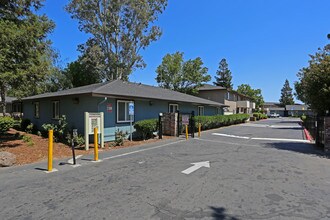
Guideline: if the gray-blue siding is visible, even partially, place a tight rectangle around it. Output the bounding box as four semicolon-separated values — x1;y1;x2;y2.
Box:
23;95;223;141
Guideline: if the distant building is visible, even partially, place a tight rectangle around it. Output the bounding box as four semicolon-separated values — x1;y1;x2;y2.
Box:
0;96;16;116
197;84;256;115
262;102;313;117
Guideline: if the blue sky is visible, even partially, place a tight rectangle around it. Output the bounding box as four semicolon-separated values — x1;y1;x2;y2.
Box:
40;0;330;102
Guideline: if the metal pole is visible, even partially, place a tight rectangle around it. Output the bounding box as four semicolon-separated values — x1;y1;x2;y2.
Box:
185;124;188;140
71;140;76;165
94;127;98;161
130;115;132;141
48;130;53;171
158;114;163;139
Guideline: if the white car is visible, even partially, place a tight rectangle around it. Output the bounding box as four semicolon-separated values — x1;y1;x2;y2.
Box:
270;113;280;118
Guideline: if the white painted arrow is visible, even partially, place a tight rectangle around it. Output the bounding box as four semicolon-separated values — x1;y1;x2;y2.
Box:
181;161;210;175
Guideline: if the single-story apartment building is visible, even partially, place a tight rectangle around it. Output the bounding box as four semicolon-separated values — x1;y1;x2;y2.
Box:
22;80;227;141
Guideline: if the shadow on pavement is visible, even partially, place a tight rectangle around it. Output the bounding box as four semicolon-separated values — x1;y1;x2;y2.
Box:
209;206;240;220
264;142;329;159
272;127;303;130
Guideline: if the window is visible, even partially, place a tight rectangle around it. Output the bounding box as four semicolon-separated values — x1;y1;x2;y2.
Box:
227;92;230;100
198;106;204;116
117;100;134;123
169;104;179;113
34;102;40;118
52;101;60;119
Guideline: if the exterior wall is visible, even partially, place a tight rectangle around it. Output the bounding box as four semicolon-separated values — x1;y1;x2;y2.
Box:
224;100;237;114
23;95;101;133
237;100;250;108
285;105;308;111
197;90;255;114
23;95;223;141
197;90;226;104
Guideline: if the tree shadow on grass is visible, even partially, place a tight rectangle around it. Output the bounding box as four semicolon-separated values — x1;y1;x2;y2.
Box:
264;142;329;159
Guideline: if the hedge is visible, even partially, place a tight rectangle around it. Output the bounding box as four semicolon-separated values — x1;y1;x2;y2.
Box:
0;117;15;135
194;114;250;130
134;118;158;140
252;113;268;120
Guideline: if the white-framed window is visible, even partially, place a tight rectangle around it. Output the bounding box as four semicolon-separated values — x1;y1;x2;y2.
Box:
169;104;179;113
117;100;134;123
198;106;204;116
52;101;60;119
34;102;40;118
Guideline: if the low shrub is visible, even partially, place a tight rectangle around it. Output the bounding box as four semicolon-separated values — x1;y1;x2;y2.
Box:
41;115;68;142
194;114;250;131
115;129;126;146
22;135;34;146
134;118;158;140
301;115;307;121
66;133;85;146
253;113;268;120
20;118;31;132
0;116;15;135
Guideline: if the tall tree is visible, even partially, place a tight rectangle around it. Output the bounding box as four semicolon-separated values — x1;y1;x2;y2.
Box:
237;84;264;108
0;0;55;114
279;79;295;106
295;46;330;115
155;52;211;95
66;0;167;81
214;58;233;89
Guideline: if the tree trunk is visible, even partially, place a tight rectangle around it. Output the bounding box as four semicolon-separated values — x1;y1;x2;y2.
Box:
0;83;7;115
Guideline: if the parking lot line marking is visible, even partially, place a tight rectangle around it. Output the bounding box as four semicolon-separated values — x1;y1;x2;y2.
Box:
212;133;250;139
211;133;311;143
251;137;311;143
195;138;259;147
102;140;185;161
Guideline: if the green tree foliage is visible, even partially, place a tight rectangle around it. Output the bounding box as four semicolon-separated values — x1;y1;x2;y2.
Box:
0;0;55;114
155;52;211;95
279;79;295;106
66;0;167;81
295;47;330;115
237;84;264;108
214;58;233;89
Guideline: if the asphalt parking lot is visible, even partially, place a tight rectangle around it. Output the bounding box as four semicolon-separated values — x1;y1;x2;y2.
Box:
1;118;330;220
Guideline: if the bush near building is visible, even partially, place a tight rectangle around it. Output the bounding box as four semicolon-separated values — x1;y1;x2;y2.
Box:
0;117;15;135
134;118;158;140
195;114;250;130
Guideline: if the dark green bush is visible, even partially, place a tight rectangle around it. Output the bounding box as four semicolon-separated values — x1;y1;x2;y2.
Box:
194;114;249;131
0;116;15;134
20;118;31;131
134;118;158;140
253;113;267;120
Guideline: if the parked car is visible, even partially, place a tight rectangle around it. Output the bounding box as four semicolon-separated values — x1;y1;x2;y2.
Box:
270;113;280;118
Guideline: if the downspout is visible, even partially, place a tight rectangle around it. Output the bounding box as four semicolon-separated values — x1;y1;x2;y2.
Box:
97;97;108;144
97;97;108;112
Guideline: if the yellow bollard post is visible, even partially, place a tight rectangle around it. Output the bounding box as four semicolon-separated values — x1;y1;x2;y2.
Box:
185;124;188;140
48;130;53;171
198;123;201;137
94;127;98;161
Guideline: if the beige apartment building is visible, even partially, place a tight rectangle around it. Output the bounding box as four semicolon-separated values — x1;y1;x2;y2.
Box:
197;84;256;115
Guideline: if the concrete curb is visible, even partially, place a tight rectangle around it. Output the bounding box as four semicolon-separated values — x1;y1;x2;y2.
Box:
303;128;313;141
